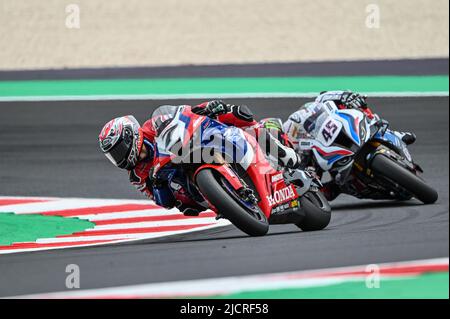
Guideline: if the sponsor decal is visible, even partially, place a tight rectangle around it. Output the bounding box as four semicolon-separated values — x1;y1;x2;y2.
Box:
271;199;300;214
325;101;336;112
289;199;299;208
271;173;284;183
266;185;296;207
272;202;289;214
301;141;311;146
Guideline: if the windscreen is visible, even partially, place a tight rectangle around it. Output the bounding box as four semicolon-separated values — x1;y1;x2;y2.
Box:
303;103;328;135
151;105;180;135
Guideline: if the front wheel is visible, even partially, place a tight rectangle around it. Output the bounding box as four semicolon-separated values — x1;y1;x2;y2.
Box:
296;191;331;231
371;154;438;204
196;169;269;236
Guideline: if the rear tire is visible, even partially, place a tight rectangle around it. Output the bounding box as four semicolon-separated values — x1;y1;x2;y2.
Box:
296;191;331;231
371;154;438;204
196;169;269;236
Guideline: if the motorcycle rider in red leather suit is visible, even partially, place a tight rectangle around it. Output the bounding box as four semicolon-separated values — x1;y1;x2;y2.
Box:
99;100;301;215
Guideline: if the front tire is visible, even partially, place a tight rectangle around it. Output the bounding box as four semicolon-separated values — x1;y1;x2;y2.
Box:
371;154;438;204
296;191;331;231
196;169;269;236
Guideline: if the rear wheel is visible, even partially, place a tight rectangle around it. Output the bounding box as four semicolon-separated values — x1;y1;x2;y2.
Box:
371;154;438;204
196;169;269;236
296;191;331;231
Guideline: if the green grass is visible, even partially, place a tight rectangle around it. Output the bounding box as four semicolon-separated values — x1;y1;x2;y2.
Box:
0;213;94;245
211;273;449;299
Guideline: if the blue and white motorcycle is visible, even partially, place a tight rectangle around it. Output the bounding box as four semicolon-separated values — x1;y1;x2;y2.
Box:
295;101;438;204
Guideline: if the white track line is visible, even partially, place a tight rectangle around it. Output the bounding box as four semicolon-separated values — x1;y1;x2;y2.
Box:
0;195;157;204
36;221;230;244
0;196;230;254
85;218;219;231
8;257;448;299
76;209;189;221
0;91;448;102
0;221;231;254
0;198;155;214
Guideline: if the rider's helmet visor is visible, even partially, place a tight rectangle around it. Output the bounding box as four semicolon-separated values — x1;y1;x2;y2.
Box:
104;129;133;168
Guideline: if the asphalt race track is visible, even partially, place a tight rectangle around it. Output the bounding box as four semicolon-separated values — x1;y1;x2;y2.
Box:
0;97;448;297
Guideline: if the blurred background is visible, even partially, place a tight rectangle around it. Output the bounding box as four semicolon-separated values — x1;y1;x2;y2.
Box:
0;0;448;70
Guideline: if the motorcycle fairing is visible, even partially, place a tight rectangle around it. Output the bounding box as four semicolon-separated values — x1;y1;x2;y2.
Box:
335;109;370;147
151;105;299;219
310;141;354;171
373;129;413;163
201;119;255;171
153;166;206;209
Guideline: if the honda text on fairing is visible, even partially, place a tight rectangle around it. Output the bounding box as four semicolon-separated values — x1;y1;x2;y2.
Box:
292;100;438;204
141;105;330;236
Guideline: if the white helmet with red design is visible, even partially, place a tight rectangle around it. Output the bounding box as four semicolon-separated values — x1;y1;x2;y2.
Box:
98;115;143;169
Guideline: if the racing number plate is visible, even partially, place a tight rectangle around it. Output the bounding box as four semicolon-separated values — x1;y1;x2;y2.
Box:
317;117;342;146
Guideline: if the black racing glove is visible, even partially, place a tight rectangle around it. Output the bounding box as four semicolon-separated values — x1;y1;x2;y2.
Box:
205;100;230;118
340;91;368;109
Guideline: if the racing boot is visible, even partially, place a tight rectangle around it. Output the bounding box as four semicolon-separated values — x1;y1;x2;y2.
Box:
401;132;417;145
264;132;302;169
277;144;302;169
175;200;202;216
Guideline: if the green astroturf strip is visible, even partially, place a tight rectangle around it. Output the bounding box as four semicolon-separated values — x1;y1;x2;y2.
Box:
0;76;447;97
0;213;95;246
210;273;449;299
